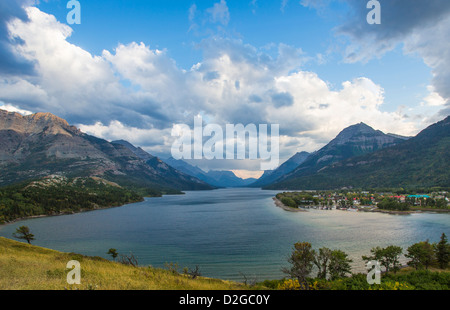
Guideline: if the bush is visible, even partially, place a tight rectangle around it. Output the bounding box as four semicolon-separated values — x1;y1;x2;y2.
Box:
383;270;450;290
377;198;410;211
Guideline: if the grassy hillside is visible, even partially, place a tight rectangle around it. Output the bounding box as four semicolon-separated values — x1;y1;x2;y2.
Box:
0;237;247;290
1;237;448;290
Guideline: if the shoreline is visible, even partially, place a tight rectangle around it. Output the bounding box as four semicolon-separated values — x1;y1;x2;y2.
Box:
363;207;450;215
0;198;145;226
272;197;450;215
272;197;307;212
3;192;449;227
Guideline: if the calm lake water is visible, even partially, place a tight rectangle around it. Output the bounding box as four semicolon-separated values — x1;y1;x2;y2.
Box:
1;188;449;281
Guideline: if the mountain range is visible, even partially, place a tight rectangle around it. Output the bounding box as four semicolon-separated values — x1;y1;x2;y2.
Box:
249;151;310;187
265;116;450;190
164;157;257;188
271;122;408;183
107;142;256;188
1;108;448;192
0;109;213;195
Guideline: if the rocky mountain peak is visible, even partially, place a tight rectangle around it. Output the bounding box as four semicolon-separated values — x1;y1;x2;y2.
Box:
330;122;378;145
0;109;213;191
30;112;70;125
0;109;78;136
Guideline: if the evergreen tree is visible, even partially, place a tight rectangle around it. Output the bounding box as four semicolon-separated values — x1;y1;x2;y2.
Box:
435;233;450;269
328;249;353;280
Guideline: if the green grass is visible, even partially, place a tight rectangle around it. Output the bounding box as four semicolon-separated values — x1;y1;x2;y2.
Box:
0;237;253;290
1;237;449;290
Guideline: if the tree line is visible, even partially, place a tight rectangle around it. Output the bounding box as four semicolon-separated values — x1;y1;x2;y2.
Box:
279;233;450;290
0;177;143;223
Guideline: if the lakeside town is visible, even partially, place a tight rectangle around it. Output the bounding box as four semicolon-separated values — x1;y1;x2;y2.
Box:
274;190;450;213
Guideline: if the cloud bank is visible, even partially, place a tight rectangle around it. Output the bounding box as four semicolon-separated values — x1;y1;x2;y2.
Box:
301;0;450;120
0;0;36;75
0;1;445;170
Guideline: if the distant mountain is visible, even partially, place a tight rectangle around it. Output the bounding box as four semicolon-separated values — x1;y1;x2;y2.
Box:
266;116;450;190
249;151;310;187
164;157;207;179
202;170;257;187
272;122;407;184
163;157;255;187
0;109;213;194
386;133;411;141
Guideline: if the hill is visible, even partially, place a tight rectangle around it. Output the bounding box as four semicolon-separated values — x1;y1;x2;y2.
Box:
2;236;448;290
0;175;144;223
267;116;450;190
0;237;246;290
111;139;155;161
249;151;310;187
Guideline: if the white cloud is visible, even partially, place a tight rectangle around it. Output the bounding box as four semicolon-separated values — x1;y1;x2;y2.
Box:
206;0;230;26
329;0;450;116
78;120;172;155
5;7;125;121
0;6;425;171
402;14;450;105
0;102;33;115
0;77;49;107
188;4;197;22
421;86;447;107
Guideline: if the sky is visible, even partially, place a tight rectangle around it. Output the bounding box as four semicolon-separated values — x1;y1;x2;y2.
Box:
0;0;449;178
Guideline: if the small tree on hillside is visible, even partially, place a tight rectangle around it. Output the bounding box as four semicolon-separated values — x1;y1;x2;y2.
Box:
282;242;316;290
328;249;353;280
314;247;332;279
13;226;35;244
405;241;435;270
107;248;118;261
362;245;403;274
435;233;450;269
382;245;403;273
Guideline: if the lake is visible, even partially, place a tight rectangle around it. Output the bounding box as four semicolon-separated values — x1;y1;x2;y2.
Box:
1;188;449;281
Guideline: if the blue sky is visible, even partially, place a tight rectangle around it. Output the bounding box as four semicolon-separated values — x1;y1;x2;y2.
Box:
0;0;449;176
33;0;432;111
36;0;431;112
